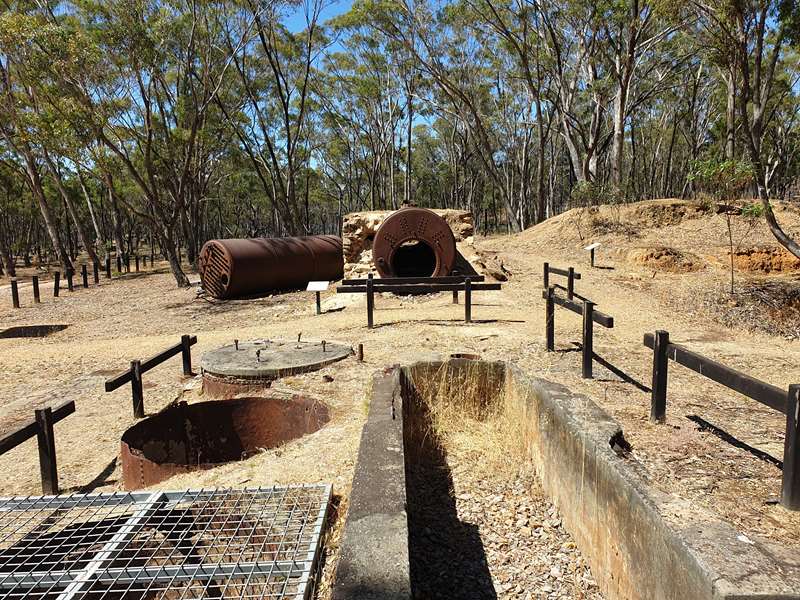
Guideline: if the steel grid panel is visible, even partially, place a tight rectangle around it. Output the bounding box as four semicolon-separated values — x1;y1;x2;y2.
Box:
0;485;331;600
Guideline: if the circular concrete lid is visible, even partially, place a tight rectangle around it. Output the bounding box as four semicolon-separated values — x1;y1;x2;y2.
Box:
201;339;352;379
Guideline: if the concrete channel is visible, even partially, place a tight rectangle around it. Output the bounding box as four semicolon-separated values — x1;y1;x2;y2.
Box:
332;359;800;600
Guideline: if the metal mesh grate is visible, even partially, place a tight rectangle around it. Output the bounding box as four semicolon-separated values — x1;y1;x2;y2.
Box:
0;485;331;599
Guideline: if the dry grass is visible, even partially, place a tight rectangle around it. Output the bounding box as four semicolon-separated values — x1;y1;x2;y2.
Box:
408;361;528;479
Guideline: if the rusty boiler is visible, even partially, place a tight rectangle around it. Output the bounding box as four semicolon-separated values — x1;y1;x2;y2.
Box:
199;235;343;299
372;207;457;277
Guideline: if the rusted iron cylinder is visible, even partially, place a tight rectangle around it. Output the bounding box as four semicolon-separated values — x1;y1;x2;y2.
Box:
372;207;457;277
199;235;343;299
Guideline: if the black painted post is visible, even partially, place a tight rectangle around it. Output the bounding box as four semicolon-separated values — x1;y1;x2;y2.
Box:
590;248;596;268
135;255;140;272
316;291;322;315
567;267;575;300
35;407;58;495
116;255;122;274
93;261;99;284
357;343;364;362
366;274;374;329
782;385;800;510
464;278;472;323
106;257;112;279
181;334;192;376
543;262;549;290
66;269;74;292
10;278;19;309
53;272;60;297
545;285;555;351
32;276;40;303
650;330;670;423
452;290;458;304
131;360;144;418
81;264;88;288
582;301;595;379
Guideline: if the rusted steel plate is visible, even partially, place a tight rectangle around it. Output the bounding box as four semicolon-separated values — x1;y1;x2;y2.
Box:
372;207;457;278
199;235;343;299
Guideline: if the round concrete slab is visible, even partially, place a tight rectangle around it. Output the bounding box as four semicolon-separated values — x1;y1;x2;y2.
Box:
201;339;352;379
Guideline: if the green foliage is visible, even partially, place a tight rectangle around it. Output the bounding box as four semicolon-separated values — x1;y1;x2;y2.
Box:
569;181;624;209
688;158;755;202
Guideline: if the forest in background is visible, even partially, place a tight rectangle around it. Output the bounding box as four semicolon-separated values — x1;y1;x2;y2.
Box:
1;0;799;286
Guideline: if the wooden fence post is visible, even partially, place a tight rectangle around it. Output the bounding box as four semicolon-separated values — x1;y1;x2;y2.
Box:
590;247;596;268
782;384;800;510
545;285;555;351
543;262;549;290
35;407;58;495
181;335;193;376
567;267;575;300
106;257;112;279
464;278;472;323
131;360;144;418
93;261;99;284
32;276;40;303
650;330;670;423
10;278;19;309
53;272;60;297
81;264;88;288
582;301;595;378
366;274;374;329
357;343;364;362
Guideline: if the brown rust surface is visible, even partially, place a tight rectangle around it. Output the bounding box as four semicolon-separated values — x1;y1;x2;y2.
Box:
199;235;343;299
121;395;330;489
372;207;457;278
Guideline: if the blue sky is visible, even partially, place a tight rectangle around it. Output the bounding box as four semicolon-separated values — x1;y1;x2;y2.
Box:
284;0;353;32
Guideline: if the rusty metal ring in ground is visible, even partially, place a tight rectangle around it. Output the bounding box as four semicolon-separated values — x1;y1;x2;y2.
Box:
372;207;457;278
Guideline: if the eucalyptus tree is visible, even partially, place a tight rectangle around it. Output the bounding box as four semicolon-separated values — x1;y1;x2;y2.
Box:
690;0;800;258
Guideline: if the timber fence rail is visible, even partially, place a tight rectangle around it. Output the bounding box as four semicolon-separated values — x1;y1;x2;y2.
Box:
0;399;76;495
6;251;168;309
542;273;614;379
105;335;196;418
644;330;800;510
543;262;581;301
337;274;501;328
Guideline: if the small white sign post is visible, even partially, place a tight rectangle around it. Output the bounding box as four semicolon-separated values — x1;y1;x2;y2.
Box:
306;281;330;314
584;242;601;267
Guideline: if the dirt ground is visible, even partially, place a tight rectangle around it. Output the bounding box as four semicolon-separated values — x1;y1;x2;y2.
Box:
1;199;799;596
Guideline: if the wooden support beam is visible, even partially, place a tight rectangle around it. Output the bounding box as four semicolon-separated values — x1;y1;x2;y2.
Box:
782;385;800;510
35;407;58;495
649;331;669;422
10;279;19;309
366;274;374;329
582;301;594;379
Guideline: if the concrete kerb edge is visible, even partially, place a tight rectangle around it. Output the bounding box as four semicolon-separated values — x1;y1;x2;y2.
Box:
332;360;800;600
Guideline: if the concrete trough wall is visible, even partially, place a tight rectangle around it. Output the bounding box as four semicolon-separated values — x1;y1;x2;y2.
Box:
333;361;800;600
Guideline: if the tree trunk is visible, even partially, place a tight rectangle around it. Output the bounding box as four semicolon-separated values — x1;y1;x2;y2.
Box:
22;151;71;273
45;154;99;265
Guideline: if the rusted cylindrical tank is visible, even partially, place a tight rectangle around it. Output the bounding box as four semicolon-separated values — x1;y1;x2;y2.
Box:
372;207;457;278
199;235;343;299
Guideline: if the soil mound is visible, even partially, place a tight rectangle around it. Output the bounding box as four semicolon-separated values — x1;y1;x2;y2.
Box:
627;246;704;273
731;246;800;273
